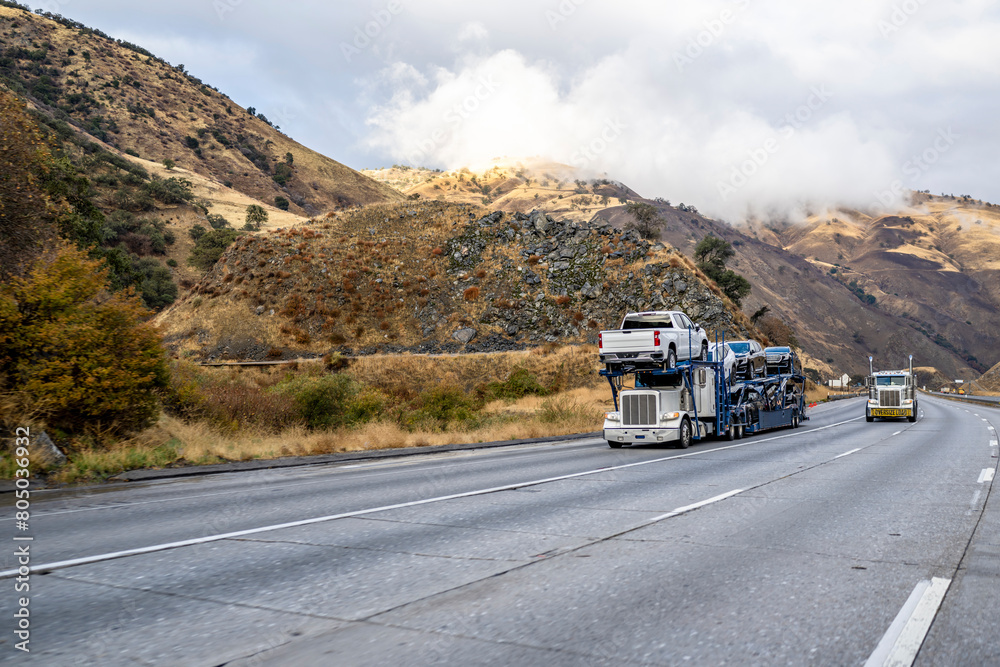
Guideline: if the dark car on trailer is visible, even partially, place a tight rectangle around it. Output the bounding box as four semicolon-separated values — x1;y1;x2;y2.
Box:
764;346;800;375
727;340;766;380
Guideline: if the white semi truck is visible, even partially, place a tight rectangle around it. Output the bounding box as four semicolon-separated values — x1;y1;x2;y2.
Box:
601;332;806;449
865;355;918;422
603;366;724;449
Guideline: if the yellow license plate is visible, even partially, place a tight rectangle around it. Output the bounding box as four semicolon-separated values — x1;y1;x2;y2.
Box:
872;408;907;417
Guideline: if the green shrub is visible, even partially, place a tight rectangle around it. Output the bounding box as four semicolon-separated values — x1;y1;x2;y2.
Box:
274;196;290;211
272;162;293;186
481;368;549;402
206;213;230;229
272;374;359;430
187;228;242;271
403;386;480;431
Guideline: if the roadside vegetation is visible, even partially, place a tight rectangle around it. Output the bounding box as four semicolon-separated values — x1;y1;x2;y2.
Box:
3;344;606;485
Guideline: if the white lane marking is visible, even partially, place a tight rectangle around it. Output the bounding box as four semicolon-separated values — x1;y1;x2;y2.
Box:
990;440;998;447
835;448;862;459
0;417;864;579
0;443;595;522
647;489;744;523
968;489;982;515
990;427;996;432
866;577;951;667
978;469;995;484
892;431;902;436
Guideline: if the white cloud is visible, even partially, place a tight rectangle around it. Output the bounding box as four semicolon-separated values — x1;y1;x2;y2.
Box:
23;0;1000;215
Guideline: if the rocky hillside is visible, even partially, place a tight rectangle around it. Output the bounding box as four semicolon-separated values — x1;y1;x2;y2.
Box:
369;158;989;379
0;3;402;216
977;361;1000;393
156;202;758;361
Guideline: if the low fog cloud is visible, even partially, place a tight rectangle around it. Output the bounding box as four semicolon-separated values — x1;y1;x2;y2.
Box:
361;0;1000;222
25;0;1000;222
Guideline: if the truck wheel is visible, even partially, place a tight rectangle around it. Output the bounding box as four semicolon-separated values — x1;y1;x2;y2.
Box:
865;410;874;423
908;412;917;423
608;440;623;449
666;348;677;370
677;417;692;449
726;423;735;441
791;413;799;428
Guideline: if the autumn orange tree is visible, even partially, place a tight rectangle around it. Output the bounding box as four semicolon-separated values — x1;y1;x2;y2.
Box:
0;238;170;440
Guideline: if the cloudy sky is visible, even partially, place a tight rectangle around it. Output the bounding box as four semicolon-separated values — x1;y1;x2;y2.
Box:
24;0;1000;221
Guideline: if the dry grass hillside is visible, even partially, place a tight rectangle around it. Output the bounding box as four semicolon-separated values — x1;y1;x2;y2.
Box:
156;201;759;361
593;203;975;380
740;193;1000;375
363;159;639;222
0;4;403;216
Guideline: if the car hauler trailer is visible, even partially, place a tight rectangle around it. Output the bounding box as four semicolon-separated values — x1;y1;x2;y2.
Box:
601;333;807;448
865;355;918;422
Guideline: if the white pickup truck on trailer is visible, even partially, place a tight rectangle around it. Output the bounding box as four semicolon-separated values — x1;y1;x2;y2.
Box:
598;311;709;371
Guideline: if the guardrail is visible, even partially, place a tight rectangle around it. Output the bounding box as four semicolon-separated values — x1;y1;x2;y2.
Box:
921;390;1000;408
826;392;865;402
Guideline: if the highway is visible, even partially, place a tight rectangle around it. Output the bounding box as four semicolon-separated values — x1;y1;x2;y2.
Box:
1;394;999;665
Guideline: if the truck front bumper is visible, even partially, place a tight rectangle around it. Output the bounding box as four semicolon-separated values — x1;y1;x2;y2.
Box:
603;425;680;445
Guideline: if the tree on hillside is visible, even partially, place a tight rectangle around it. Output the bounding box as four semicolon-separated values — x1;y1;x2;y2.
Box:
188;228;243;271
750;305;771;325
625;201;663;239
0;244;170;437
244;204;268;231
758;315;799;349
694;234;752;307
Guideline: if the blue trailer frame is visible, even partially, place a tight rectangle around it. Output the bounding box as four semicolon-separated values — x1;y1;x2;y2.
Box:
600;331;808;443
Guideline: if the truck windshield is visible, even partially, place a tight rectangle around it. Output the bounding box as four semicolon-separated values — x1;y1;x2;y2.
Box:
622;319;672;330
875;376;906;386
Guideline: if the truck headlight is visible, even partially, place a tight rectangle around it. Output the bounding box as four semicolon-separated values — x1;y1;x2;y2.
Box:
605;412;620;422
902;399;913;405
661;412;680;421
868;400;878;406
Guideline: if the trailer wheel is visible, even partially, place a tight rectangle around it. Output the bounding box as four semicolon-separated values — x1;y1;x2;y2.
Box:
791;412;799;429
677;417;692;449
665;348;677;370
608;440;623;449
725;423;736;441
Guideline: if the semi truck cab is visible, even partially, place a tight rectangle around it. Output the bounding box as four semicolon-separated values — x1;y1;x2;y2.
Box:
866;369;917;422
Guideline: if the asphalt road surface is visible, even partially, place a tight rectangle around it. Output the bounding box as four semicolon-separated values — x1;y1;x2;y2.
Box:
2;394;999;666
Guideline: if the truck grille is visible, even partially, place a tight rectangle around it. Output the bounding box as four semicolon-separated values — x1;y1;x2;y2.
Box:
880;390;901;407
622;393;657;426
